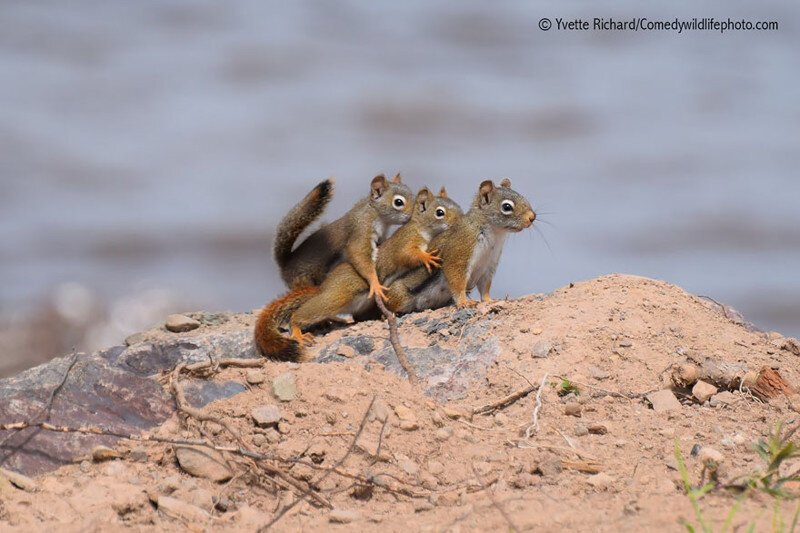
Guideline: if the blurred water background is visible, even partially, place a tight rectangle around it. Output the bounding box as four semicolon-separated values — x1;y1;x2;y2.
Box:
1;0;798;376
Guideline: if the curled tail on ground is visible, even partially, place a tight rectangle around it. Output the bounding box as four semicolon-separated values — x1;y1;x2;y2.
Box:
255;287;319;361
273;179;334;270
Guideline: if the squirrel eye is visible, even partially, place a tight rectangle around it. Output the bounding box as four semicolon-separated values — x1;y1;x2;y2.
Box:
501;200;515;214
392;195;406;209
435;207;446;219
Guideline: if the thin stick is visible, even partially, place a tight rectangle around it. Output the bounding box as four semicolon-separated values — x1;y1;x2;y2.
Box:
524;373;548;440
374;297;419;386
473;383;539;416
471;463;520;533
260;397;377;531
170;362;330;510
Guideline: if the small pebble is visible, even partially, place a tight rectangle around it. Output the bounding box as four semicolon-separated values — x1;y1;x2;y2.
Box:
251;405;281;427
165;314;201;333
272;372;296;402
589;424;609;435
129;447;148;463
435;428;453;442
532;340;553;358
337;344;357;358
246;370;265;385
329;509;360;524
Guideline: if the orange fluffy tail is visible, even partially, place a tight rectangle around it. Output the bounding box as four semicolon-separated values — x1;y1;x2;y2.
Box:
254;286;319;361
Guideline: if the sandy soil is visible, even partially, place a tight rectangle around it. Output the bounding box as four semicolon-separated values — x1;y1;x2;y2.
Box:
2;274;799;532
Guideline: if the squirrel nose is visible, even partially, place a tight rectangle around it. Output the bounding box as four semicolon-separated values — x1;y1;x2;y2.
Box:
525;211;536;226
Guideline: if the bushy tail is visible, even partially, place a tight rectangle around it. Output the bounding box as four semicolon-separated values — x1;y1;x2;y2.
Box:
254;286;319;361
273;179;334;269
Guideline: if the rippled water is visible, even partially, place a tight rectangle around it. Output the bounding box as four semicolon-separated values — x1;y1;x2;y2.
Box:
1;0;799;337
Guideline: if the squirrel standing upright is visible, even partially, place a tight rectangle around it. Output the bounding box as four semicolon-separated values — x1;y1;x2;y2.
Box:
384;178;535;313
274;174;413;297
255;187;462;361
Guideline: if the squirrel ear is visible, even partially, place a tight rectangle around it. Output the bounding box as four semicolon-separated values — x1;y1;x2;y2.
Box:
500;178;512;188
478;180;494;206
438;186;448;198
371;174;388;198
392;173;402;184
416;187;431;212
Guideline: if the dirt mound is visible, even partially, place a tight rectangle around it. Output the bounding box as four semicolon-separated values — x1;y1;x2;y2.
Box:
2;274;799;531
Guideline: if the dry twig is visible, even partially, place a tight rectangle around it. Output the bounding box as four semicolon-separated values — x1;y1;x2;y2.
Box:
260;397;377;530
170;362;330;509
523;373;548;440
473;383;539;416
374;297;419;386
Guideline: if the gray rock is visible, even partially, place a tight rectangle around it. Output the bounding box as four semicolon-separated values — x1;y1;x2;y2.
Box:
647;390;682;413
175;446;232;482
165;314;201;333
532;340;553;358
343;336;375;355
182;380;246;408
424;320;449;335
252;405;281;427
371;319;500;401
0;354;172;476
272;372;296;402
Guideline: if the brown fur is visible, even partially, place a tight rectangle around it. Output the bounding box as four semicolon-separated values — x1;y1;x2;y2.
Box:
256;188;462;361
254;286;320;361
277;175;413;291
274;179;335;287
384;179;536;312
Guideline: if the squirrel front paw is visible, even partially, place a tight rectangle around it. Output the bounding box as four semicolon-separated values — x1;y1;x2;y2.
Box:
418;249;443;272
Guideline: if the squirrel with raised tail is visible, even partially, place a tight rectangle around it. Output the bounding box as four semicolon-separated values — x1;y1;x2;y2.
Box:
255;187;462;361
274;174;413;298
384;178;535;313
